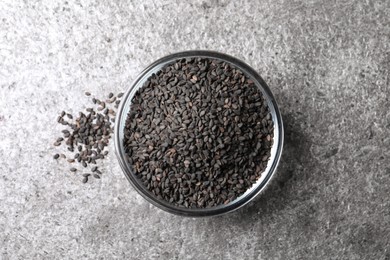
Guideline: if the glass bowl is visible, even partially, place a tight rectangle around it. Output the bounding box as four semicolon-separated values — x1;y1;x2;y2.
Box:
114;50;284;217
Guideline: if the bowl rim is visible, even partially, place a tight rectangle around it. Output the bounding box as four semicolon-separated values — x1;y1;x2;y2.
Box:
114;50;284;217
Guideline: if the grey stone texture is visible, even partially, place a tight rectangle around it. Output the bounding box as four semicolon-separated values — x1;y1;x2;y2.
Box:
0;0;389;259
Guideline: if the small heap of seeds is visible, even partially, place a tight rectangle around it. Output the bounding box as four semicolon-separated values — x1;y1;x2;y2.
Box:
124;57;274;208
53;92;123;183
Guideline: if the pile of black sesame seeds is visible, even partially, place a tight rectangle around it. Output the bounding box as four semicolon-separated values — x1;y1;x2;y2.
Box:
124;57;274;208
53;91;123;183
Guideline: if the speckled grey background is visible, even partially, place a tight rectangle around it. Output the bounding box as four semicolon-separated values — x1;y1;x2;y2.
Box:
0;0;389;259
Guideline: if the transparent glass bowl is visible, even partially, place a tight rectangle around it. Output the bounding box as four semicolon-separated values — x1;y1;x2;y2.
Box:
114;51;284;217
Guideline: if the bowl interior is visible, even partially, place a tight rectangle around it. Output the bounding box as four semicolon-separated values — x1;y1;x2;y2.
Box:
114;51;284;217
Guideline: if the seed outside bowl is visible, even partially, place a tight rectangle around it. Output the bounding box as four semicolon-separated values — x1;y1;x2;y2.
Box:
114;51;284;217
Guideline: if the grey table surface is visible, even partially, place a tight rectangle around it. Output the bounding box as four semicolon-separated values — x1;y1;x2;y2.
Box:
1;0;389;259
